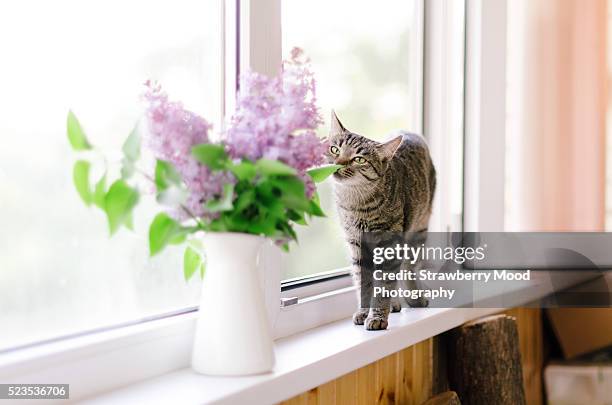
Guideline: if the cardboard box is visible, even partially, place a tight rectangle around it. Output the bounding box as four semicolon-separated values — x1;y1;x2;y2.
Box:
545;362;612;405
547;308;612;358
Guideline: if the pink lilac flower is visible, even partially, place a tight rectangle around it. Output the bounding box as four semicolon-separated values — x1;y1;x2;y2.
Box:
142;48;327;220
224;47;327;197
142;80;233;218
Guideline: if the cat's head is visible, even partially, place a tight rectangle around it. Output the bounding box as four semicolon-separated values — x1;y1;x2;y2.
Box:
325;110;402;186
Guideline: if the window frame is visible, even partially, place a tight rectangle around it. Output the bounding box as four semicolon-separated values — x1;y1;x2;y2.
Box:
266;0;429;337
463;0;507;232
0;0;486;400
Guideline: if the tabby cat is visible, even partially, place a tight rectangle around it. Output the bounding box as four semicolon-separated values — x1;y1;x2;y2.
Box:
326;111;436;330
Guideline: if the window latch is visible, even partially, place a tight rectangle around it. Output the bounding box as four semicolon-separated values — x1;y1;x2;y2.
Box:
280;297;298;307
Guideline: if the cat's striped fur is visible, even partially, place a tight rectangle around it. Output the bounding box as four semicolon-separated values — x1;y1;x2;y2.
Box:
327;111;436;330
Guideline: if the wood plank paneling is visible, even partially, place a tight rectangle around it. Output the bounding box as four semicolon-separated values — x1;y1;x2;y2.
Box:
410;339;433;405
375;352;397;404
505;308;543;405
395;346;412;405
281;309;542;405
317;381;337;405
280;338;434;405
356;362;377;404
336;369;358;404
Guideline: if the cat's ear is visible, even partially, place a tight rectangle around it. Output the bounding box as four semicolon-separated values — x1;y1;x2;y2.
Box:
330;110;346;135
378;136;403;160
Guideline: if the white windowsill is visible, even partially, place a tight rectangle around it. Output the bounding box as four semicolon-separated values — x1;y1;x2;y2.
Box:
82;308;497;405
82;270;597;405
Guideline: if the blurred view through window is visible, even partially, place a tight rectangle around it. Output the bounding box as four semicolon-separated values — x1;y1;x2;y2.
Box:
281;0;424;279
0;0;221;350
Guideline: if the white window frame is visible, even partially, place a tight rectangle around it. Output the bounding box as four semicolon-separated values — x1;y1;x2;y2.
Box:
0;0;489;401
463;0;507;232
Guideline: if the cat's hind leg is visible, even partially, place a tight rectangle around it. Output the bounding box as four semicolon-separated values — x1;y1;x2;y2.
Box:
352;308;369;325
390;296;402;312
390;280;403;312
406;269;428;308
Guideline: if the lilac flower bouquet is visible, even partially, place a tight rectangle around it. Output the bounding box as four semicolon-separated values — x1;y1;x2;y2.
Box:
67;49;340;279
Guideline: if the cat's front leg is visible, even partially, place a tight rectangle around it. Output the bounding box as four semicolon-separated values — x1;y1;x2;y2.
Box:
365;305;390;330
365;279;392;330
351;261;370;325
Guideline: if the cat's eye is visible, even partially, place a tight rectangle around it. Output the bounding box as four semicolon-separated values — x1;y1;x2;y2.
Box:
330;145;340;155
353;156;366;164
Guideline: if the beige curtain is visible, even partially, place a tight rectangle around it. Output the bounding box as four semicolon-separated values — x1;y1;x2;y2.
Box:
506;0;607;231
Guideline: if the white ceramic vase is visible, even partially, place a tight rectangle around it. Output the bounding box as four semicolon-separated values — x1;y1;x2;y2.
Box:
191;232;275;375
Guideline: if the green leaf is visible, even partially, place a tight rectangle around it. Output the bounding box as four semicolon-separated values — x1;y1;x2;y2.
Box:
279;221;298;241
233;189;256;212
270;177;310;211
154;160;187;206
93;173;107;209
191;144;228;170
148;212;190;256
73;160;92;205
271;176;305;198
287;209;307;225
200;261;206;279
228;160;257;181
120;159;135;179
255;159;296;176
66;111;92;151
104;179;139;235
183;246;201;281
155;160;182;191
124;211;134;230
156;187;188;207
307;164;343;183
308;200;325;217
258;198;285;219
169;230;189;245
247;218;279;237
208;218;228;232
122;125;141;162
120;126;141;179
205;183;235;213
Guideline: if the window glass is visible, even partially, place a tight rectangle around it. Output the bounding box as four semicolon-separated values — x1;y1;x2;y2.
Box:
0;0;221;350
281;0;424;279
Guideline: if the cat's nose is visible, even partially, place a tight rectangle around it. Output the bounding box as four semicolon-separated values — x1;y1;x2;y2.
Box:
336;157;350;166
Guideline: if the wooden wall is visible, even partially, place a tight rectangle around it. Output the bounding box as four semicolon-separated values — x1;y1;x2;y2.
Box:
281;308;543;405
281;338;434;405
507;307;544;405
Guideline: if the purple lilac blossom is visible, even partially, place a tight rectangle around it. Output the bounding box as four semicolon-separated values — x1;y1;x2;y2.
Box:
142;48;327;220
142;80;232;219
224;47;327;197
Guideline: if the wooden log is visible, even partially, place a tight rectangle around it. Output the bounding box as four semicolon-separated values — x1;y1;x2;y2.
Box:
421;390;461;405
448;314;526;405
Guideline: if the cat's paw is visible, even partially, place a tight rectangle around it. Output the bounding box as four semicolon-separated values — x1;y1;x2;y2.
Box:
352;308;369;325
408;296;429;308
365;315;388;330
390;301;402;312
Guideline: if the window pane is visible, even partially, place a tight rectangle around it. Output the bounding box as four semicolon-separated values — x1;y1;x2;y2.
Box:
281;1;424;279
0;0;221;350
